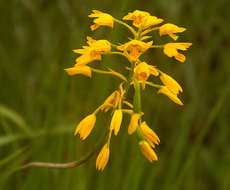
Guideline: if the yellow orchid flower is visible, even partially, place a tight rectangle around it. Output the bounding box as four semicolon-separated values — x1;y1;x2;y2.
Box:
128;113;142;134
163;43;192;62
139;140;158;162
96;143;110;170
140;121;160;148
89;10;114;31
134;62;159;88
160;72;183;95
73;37;111;65
117;40;153;60
123;10;163;29
86;36;111;52
157;86;183;105
74;113;96;140
74;48;102;65
159;23;186;40
101;90;121;112
110;109;123;135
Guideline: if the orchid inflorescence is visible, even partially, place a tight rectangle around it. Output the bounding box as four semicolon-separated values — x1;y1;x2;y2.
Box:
65;10;192;170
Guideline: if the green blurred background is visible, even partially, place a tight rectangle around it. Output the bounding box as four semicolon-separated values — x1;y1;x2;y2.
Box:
0;0;230;189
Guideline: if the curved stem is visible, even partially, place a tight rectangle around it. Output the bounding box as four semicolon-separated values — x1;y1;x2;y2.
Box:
110;51;126;57
145;81;162;88
20;126;109;170
122;100;133;108
21;144;102;169
91;68;127;81
121;109;133;114
115;19;137;37
141;27;160;36
94;104;105;114
109;51;132;63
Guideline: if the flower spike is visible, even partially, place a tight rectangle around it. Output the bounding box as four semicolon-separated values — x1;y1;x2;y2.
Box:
65;10;192;170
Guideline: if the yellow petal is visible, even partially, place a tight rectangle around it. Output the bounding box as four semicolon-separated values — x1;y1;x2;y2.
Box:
170;33;179;40
139;140;158;162
140;121;160;147
157;86;183;105
108;68;127;81
134;62;151;81
73;49;88;54
149;65;159;76
89;10;103;17
110;109;123;135
64;65;92;77
141;16;164;29
90;40;111;52
86;36;96;45
74;113;96;140
175;53;186;62
163;44;178;57
90;24;100;31
128;113;141;135
123;10;150;21
160;72;182;94
96;144;110;170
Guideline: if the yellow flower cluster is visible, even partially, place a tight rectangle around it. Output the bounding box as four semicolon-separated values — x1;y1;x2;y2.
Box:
65;10;192;170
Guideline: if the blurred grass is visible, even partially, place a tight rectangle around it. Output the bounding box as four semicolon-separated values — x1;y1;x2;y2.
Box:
0;0;230;189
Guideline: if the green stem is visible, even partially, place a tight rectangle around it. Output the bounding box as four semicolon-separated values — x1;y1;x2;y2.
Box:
20;147;99;169
133;78;142;113
20;138;104;169
133;78;145;140
123;61;135;92
136;28;143;40
91;68;127;81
